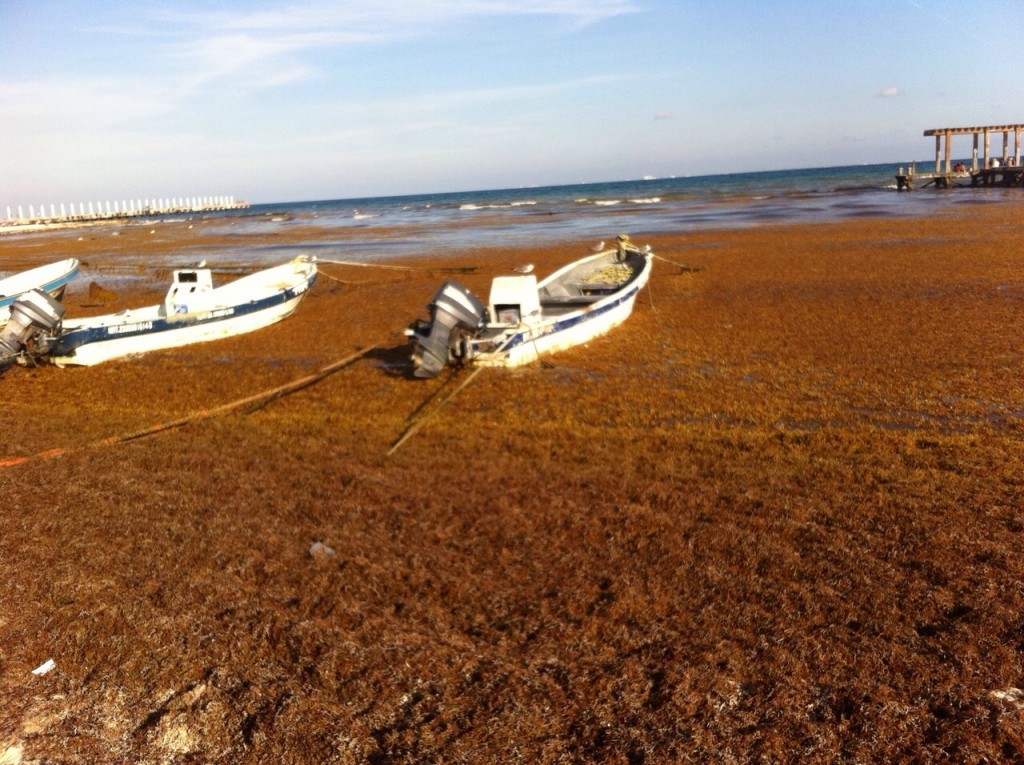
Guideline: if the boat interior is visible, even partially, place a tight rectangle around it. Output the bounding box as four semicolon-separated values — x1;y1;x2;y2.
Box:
537;257;638;315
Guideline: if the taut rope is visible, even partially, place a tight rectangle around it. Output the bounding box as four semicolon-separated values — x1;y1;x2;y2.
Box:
0;345;378;469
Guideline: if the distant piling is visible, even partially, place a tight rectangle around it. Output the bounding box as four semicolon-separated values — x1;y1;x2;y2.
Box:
0;195;250;227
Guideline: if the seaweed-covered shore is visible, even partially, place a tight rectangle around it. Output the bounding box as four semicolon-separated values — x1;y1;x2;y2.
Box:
2;203;1023;763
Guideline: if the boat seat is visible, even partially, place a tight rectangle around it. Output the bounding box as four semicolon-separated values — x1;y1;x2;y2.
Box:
574;281;622;292
539;294;604;307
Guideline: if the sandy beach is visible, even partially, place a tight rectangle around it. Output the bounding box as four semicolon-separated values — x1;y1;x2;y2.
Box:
2;202;1023;762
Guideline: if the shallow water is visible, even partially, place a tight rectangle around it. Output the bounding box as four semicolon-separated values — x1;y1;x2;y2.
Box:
14;162;1017;274
179;163;1022;265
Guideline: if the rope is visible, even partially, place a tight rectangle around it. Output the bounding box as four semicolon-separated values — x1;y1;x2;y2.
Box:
653;253;701;272
318;259;476;274
387;365;485;456
528;327;555;369
0;344;378;469
315;268;353;285
387;329;520;455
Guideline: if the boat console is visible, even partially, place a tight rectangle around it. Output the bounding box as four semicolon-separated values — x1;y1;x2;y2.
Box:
488;275;540;325
164;268;215;317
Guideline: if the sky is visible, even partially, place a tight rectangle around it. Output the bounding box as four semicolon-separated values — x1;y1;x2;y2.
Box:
2;0;1022;206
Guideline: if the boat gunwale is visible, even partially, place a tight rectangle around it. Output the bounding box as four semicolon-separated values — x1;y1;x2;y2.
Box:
470;246;652;360
0;258;80;306
51;258;317;359
59;259;315;331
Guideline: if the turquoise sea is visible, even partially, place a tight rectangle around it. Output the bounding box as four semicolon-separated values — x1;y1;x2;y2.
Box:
12;161;1004;276
197;161;1004;263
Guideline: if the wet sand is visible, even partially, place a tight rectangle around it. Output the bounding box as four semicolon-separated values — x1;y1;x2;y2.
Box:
2;203;1023;762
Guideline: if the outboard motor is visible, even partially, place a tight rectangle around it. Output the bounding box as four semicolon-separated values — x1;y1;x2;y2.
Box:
0;289;65;368
406;280;486;378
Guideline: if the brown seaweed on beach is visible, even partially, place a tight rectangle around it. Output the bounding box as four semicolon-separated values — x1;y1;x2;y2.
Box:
86;280;119;305
1;204;1023;763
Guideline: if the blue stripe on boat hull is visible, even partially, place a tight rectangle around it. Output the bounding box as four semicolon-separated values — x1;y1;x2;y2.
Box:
54;275;315;356
0;269;79;308
477;281;641;355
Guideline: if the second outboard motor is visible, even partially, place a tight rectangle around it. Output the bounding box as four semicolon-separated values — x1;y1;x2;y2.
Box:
0;289;65;368
406;280;486;378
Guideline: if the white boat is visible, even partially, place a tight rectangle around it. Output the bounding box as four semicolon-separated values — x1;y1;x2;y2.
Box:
45;256;317;367
406;235;652;377
0;258;79;320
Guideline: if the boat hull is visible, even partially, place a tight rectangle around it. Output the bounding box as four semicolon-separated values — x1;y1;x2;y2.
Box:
472;246;652;368
0;258;80;321
49;259;316;367
405;238;653;376
476;277;648;367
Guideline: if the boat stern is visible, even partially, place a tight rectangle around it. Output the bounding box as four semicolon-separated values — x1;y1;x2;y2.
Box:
405;280;487;378
0;289;65;368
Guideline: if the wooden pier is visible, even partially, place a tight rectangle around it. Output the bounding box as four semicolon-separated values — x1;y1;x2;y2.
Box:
895;122;1024;191
2;196;250;228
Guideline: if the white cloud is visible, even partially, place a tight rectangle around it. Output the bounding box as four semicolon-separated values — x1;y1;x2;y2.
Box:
0;76;178;131
155;2;643;101
1;0;645;203
157;0;641;53
174;0;642;33
1;2;636;141
389;74;627;111
878;86;901;97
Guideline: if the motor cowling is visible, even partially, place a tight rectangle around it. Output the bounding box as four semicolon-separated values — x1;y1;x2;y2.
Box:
0;289;65;367
407;280;486;378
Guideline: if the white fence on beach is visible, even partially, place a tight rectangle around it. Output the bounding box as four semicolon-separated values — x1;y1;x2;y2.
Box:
2;196;249;226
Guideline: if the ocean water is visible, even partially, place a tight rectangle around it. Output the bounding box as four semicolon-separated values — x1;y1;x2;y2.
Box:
191;161;1003;263
19;161;993;277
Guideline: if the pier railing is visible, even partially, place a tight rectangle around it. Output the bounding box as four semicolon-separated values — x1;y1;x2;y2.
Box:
896;163;1024;191
2;196;250;227
896;122;1024;191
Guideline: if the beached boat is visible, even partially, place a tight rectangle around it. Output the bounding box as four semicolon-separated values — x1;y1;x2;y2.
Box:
43;256;317;367
0;258;79;321
405;235;652;377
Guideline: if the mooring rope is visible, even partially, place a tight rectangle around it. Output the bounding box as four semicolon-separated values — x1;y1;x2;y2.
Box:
387;364;485;456
388;327;528;455
0;344;378;469
318;259;476;274
315;268;357;286
652;253;700;272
